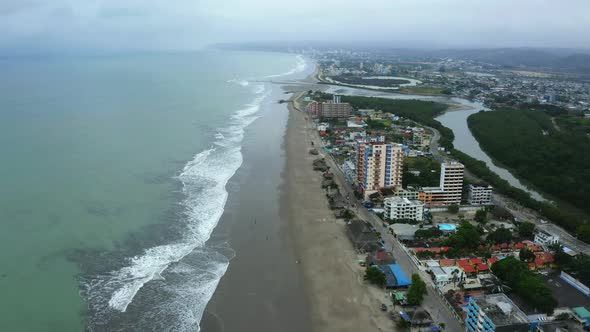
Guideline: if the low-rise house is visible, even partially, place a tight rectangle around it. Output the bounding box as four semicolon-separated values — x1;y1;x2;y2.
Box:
346;220;378;250
534;230;560;247
383;197;424;221
468;183;493;205
389;223;419;241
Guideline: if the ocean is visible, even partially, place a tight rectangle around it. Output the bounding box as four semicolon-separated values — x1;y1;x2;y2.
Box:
0;50;307;331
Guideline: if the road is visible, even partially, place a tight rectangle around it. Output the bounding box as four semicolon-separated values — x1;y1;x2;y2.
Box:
427;124;590;256
303;116;463;332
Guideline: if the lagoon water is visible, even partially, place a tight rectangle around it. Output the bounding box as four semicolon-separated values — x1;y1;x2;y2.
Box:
0;50;305;331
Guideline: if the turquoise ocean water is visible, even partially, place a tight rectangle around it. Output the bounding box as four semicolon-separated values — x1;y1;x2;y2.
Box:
0;50;305;331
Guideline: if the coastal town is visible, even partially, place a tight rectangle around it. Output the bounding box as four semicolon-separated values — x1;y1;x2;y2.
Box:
291;85;590;331
303;48;590;114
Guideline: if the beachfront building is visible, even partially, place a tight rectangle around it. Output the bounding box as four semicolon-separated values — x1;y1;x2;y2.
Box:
441;161;464;205
383;197;424;221
342;160;356;185
306;99;352;119
355;142;403;199
465;294;530;332
533;230;560;247
468;183;493;205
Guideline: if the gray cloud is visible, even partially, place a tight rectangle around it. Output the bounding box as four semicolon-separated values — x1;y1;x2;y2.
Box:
0;0;589;53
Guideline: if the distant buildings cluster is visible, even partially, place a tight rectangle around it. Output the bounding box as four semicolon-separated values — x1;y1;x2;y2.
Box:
306;94;495;222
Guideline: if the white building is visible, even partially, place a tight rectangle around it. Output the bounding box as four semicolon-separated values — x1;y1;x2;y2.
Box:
317;122;329;132
342;160;356;185
347;120;365;128
534;230;560;247
468;183;493;205
384;197;424;221
440;161;464;205
430;266;463;288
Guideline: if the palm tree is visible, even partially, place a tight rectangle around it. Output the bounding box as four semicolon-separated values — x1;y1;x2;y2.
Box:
451;269;460;288
482;275;511;294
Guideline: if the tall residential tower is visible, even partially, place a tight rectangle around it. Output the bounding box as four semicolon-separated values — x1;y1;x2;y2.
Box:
356;142;403;199
440;161;464;205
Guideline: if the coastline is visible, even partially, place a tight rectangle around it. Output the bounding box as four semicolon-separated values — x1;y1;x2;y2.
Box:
200;80;311;332
281;77;395;331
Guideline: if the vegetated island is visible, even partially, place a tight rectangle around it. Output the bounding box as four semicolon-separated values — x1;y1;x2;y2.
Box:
468;107;590;241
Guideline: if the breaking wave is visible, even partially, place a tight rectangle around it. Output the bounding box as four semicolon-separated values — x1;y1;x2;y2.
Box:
81;54;306;331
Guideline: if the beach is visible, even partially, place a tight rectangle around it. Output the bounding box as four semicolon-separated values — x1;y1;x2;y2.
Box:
200;82;311;332
202;66;395;331
282;90;395;332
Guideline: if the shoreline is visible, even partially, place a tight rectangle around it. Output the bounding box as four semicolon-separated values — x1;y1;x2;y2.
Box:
281;75;395;331
200;77;311;332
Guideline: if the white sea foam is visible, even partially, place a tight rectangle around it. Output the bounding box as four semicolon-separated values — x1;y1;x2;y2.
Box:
83;54;306;331
263;54;307;79
227;79;249;87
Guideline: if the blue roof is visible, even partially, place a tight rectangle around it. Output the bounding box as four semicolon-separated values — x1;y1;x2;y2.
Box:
400;311;411;321
388;264;412;287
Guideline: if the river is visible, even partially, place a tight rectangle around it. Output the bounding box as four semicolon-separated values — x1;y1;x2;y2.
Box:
324;85;545;201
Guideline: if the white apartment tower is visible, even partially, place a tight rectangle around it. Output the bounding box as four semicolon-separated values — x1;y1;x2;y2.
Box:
356;142;403;199
440;161;464;205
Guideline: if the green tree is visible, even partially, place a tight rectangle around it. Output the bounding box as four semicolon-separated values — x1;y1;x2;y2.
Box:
445;221;481;250
407;273;427;305
475;209;487;223
577;224;590;243
492;257;557;313
487;228;513;244
518;221;536;238
364;266;386;287
447;204;459;214
519;248;535;262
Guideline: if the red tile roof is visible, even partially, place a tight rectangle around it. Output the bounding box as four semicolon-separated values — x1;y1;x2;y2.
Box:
488;257;500;266
461;265;476;273
440;259;455;267
477;264;490;272
469;258;483;265
457;259;470;267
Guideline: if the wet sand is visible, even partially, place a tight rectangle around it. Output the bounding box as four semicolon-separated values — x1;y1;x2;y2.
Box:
203;66;392;331
201;86;311;332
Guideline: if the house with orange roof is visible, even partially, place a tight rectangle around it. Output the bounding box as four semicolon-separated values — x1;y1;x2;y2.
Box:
440;259;455;267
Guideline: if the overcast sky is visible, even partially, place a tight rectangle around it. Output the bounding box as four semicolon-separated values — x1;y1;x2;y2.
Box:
1;0;589;54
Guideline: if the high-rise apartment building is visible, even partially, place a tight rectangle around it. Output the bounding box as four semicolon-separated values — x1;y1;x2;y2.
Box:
356;142;403;199
440;161;464;205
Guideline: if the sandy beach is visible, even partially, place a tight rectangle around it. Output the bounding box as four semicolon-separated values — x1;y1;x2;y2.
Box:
281;89;395;331
201;83;311;332
202;65;395;331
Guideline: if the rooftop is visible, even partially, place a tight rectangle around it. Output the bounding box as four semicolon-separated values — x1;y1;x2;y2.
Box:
389;223;419;237
471;293;529;327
